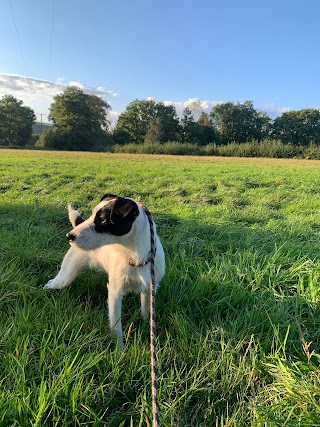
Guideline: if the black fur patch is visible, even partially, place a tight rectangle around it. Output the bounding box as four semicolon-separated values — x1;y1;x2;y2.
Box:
75;216;84;226
100;193;118;202
94;197;139;236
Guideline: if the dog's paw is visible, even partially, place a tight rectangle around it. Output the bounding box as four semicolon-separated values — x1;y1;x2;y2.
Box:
43;279;55;289
117;337;124;349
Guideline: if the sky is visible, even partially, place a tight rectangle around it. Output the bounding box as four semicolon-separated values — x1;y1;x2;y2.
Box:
1;0;320;126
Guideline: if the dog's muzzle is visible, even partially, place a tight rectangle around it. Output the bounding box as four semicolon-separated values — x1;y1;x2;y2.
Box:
66;232;76;242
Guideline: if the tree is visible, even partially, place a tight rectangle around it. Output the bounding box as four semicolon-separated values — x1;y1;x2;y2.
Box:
0;95;36;146
197;112;216;144
39;86;111;151
180;108;199;143
180;108;214;145
114;99;179;144
111;127;131;145
115;99;156;144
210;101;270;144
154;103;180;142
272;109;320;146
184;99;203;122
144;117;164;145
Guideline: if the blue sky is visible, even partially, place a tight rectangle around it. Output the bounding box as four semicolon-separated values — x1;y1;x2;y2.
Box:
1;0;320;124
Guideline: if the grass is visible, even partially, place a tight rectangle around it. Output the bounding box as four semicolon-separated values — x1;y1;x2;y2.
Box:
1;149;320;426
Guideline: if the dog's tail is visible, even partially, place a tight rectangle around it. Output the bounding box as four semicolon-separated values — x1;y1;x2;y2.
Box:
68;204;84;228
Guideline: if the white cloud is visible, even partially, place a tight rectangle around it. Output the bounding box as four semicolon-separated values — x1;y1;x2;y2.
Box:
163;98;292;120
163;97;222;118
261;103;291;118
108;111;121;128
164;98;292;119
68;81;86;89
0;73;117;122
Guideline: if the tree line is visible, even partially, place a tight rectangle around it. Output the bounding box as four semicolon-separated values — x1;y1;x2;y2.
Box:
1;86;320;151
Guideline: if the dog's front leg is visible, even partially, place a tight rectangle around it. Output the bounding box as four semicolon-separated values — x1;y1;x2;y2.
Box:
141;290;150;319
107;287;124;348
44;248;87;290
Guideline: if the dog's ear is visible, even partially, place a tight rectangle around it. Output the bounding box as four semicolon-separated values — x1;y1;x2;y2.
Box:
110;197;139;225
100;193;118;202
68;204;84;228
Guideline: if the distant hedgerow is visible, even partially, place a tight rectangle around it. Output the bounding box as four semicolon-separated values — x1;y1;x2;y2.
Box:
113;139;310;158
215;139;301;158
113;141;201;156
6;137;320;159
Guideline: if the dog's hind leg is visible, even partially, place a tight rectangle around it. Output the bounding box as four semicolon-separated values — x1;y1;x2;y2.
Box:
43;248;87;290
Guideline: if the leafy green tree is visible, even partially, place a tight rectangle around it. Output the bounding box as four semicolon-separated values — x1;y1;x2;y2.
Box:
115;99;156;144
180;108;199;143
39;86;111;151
155;103;180;142
0;95;36;146
111;127;131;145
180;108;214;145
114;99;179;144
144;117;164;145
272;109;320;146
198;112;216;144
210;101;270;144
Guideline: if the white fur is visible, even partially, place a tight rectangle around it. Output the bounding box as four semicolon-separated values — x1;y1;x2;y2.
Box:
44;199;165;348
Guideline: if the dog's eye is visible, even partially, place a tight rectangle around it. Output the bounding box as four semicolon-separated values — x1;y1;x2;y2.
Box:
98;212;107;224
94;210;109;230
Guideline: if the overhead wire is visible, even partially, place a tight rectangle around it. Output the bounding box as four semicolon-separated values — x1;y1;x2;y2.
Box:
9;0;29;77
48;0;55;79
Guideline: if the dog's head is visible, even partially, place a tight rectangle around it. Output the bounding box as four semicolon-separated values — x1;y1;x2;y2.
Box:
66;193;140;250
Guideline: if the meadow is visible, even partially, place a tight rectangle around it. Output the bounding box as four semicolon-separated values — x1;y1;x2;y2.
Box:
0;149;320;426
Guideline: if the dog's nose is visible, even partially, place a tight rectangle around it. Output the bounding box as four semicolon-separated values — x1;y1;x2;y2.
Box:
66;232;76;242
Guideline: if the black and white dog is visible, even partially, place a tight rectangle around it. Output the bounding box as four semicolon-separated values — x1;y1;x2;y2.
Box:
44;193;165;347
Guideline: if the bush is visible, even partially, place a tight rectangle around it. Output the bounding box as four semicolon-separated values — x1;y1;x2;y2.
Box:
33;137;320;159
35;128;57;149
303;144;320;160
153;142;201;155
35;128;113;152
27;134;39;147
114;142;202;155
215;139;301;158
113;140;303;158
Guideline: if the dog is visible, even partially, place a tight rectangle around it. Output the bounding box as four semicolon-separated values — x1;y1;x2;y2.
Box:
44;193;165;347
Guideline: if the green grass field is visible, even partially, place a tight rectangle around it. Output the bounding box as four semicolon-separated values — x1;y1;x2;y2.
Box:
1;149;320;426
